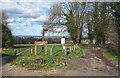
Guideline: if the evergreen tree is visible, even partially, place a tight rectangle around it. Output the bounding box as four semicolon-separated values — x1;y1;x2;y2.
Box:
1;12;13;48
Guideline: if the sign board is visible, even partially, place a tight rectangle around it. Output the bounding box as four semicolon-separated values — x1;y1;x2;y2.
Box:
61;38;65;44
39;43;43;45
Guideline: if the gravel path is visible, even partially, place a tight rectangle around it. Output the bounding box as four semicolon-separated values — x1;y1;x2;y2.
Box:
1;48;119;76
57;48;118;76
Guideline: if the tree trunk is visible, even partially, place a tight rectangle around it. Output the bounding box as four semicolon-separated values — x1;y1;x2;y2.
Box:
77;25;80;44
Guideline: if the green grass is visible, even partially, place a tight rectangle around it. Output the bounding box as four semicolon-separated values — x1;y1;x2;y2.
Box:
103;49;119;63
2;44;33;56
79;43;97;49
10;46;66;70
33;44;83;61
3;44;84;70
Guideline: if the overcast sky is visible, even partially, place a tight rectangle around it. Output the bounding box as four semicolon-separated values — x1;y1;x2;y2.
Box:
0;0;70;36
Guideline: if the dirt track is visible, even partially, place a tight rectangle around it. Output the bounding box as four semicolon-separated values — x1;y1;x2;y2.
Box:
57;48;118;76
2;48;119;76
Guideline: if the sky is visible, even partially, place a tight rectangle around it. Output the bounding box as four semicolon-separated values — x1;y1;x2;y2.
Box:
1;0;117;37
0;0;70;37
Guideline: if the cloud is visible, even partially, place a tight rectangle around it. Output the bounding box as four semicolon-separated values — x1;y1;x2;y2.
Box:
12;27;42;36
1;0;69;36
1;0;54;26
7;23;20;31
16;27;21;29
21;21;32;26
7;18;14;22
1;0;54;18
26;15;47;24
16;18;24;22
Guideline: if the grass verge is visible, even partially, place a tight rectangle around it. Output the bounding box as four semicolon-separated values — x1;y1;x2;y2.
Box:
103;49;119;63
3;44;84;70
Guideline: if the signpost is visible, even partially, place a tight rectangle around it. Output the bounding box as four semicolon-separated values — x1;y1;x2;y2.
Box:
61;38;65;44
34;41;47;55
61;37;65;50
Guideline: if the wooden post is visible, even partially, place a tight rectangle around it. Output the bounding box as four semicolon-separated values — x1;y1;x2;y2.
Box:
14;49;16;56
70;46;72;52
76;44;77;49
65;48;67;55
31;48;34;54
45;41;47;54
50;48;53;55
35;41;37;55
74;44;76;50
42;46;44;52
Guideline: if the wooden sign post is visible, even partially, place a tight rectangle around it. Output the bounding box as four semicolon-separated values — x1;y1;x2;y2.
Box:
34;41;47;55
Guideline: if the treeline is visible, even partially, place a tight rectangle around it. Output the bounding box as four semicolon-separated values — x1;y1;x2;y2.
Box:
13;37;72;44
44;2;120;52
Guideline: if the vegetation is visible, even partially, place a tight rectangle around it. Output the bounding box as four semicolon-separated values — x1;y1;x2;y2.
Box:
109;2;120;53
11;51;65;70
1;12;13;48
103;49;119;63
3;44;84;70
2;44;33;56
2;24;13;48
1;1;119;72
44;2;119;53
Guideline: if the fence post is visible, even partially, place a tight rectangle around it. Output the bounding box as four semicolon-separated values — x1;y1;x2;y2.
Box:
42;46;44;52
31;48;34;54
74;44;76;50
76;44;77;49
35;45;37;55
31;48;32;54
50;48;53;55
65;48;67;55
14;49;16;56
70;46;72;52
45;41;47;54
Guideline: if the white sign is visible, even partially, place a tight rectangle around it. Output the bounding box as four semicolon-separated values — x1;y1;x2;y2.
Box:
61;38;65;44
39;43;43;45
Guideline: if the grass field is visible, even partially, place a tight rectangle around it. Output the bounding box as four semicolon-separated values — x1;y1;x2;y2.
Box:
2;44;33;55
2;44;85;70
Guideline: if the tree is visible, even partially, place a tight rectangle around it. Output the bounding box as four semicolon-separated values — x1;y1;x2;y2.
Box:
85;11;94;43
1;11;13;48
92;2;109;46
108;2;120;52
44;2;88;44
